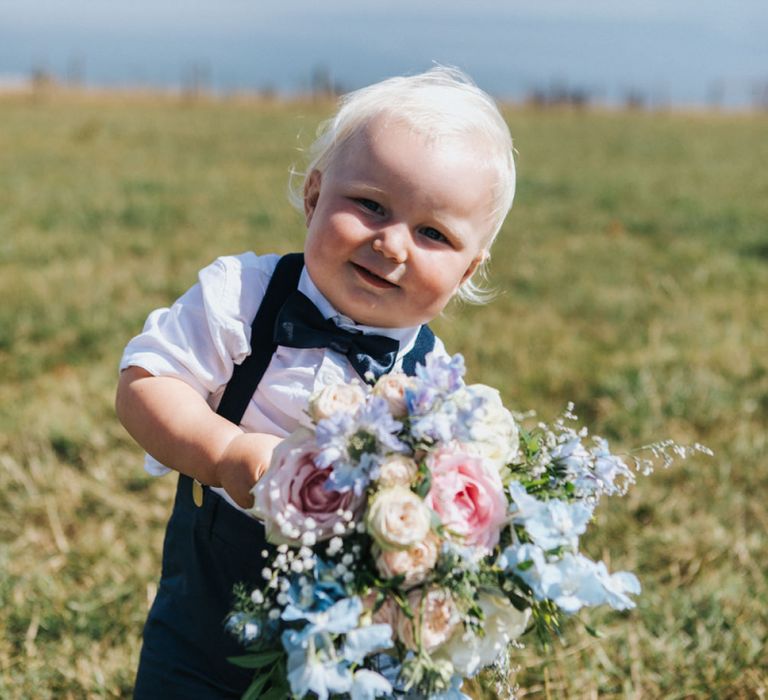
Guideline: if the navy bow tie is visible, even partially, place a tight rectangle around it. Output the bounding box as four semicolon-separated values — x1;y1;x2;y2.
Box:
273;291;400;381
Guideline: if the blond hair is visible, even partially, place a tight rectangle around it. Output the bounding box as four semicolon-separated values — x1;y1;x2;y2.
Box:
290;66;515;303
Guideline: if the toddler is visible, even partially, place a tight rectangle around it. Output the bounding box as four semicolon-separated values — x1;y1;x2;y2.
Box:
116;65;516;698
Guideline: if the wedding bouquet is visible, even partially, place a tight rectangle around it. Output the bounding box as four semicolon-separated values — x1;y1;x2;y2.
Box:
226;354;710;699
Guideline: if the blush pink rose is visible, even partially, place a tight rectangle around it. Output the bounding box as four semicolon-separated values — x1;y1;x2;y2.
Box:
425;447;508;553
361;590;397;629
394;587;459;652
249;428;364;545
375;534;440;588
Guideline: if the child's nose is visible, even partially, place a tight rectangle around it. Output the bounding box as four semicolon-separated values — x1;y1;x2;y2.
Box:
372;224;409;264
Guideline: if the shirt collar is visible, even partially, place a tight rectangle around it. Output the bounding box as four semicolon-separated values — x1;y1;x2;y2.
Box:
298;267;421;353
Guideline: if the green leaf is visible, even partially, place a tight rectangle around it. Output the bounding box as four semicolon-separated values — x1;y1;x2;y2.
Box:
260;682;290;700
584;623;603;638
242;672;271;700
227;649;284;669
415;469;432;499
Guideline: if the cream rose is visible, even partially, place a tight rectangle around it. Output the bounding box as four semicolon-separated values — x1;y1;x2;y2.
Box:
395;587;459;652
375;534;440;588
463;384;520;468
372;372;415;417
377;455;419;488
366;486;431;551
439;592;530;676
308;382;366;422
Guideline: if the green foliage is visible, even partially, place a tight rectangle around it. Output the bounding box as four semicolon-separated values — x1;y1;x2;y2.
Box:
0;93;766;697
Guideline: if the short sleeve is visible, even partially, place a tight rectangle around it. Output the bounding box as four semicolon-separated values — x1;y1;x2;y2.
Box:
119;252;280;398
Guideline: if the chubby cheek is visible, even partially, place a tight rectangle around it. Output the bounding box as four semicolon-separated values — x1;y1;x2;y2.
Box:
412;261;464;304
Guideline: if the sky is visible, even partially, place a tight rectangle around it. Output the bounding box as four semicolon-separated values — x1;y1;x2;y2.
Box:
1;0;767;107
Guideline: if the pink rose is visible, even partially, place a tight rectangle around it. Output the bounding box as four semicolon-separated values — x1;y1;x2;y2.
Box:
250;429;364;545
425;447;507;553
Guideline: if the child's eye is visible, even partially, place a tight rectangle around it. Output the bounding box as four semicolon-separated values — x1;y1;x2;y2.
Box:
420;227;449;244
356;198;384;215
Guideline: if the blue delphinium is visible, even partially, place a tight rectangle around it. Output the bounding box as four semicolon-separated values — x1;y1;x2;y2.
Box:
281;599;393;699
316;396;407;494
508;481;594;551
315;411;357;468
342;625;395;665
407;353;465;416
350;669;393;700
589;437;635;496
328;451;381;496
283;629;353;700
409;397;460;444
278;557;394;700
500;543;640;613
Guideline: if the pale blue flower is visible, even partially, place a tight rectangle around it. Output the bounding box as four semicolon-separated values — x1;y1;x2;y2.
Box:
540;552;640;613
507;481;544;519
282;595;362;636
283;629;353;700
590;437;635;496
357;396;406;451
342;624;393;664
416;353;466;394
508;482;594;551
409;400;459;443
524;499;593;551
350;669;394;700
498;542;549;599
317;397;406;493
551;436;592;485
368;652;402;687
328;451;382;495
225;612;262;644
315;411;357;468
501;544;641;613
282;560;346;620
407;353;466;416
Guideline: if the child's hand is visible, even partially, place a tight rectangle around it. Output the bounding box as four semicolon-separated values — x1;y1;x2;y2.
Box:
215;432;282;510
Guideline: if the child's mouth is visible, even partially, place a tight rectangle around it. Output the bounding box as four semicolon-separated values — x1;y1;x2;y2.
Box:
351;263;398;289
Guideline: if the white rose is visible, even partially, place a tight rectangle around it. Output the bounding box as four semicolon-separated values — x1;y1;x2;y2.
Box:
395;587;459;652
439;592;530;676
375;534;440;588
366;487;431;551
464;384;520;468
309;382;366;422
377;455;419;488
372;372;415;418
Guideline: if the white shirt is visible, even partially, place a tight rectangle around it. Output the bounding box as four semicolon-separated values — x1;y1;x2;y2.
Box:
120;252;446;508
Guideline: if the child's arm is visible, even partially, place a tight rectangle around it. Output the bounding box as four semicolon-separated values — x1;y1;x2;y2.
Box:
115;366;280;509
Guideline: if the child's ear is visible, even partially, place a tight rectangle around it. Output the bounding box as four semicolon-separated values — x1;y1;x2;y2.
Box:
460;249;488;284
303;170;322;226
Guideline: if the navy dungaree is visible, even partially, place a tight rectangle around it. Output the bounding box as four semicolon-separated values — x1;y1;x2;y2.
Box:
133;253;435;698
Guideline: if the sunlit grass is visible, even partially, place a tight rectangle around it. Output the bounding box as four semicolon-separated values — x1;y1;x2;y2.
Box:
1;91;766;697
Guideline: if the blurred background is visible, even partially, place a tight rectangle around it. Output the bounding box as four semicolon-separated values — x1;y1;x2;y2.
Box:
2;0;768;109
1;1;767;698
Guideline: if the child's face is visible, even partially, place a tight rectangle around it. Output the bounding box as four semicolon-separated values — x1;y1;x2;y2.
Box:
303;117;495;328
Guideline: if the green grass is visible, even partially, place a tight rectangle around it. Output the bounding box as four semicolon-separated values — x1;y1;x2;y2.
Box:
1;90;766;698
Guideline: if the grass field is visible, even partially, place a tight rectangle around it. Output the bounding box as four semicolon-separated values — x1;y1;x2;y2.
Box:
0;89;766;698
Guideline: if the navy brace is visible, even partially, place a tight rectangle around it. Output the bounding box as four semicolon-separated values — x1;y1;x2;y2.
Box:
215;251;435;426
